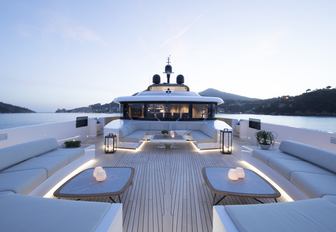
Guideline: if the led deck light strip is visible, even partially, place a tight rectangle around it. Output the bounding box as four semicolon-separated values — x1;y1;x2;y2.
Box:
190;142;201;152
190;142;223;153
115;141;148;153
44;159;97;198
239;160;294;202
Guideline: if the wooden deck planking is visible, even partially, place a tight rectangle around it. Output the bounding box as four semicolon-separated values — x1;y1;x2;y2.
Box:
94;141;273;232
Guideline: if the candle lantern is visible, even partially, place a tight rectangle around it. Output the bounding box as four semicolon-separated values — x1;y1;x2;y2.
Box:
220;129;233;154
104;133;117;153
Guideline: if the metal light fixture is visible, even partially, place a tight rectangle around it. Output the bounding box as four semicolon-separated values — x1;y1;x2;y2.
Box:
104;133;117;153
220;129;232;154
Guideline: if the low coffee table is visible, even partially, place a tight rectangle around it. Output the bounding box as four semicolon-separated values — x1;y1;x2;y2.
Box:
150;134;188;149
54;167;134;203
202;167;280;205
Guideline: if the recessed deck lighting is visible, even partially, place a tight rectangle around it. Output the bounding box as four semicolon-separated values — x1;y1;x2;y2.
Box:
44;159;97;198
239;160;294;202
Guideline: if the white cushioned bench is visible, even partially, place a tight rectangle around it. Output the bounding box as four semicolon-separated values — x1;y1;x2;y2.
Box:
253;140;336;198
105;119;230;149
0;194;122;232
213;197;336;232
0;139;123;232
212;141;336;232
0;138;85;194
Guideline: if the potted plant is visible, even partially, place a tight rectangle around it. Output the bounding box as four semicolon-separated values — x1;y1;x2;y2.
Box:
64;140;81;148
161;130;169;137
256;130;274;150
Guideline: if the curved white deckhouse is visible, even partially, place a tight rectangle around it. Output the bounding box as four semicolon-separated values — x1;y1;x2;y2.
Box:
114;91;223;105
104;59;231;150
113;59;223;121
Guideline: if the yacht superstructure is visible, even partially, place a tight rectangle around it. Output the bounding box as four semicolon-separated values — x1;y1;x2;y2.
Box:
105;59;229;150
115;59;223;121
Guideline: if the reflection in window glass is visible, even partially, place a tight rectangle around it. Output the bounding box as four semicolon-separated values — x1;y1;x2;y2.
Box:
125;103;144;119
192;104;209;119
146;104;189;120
122;103;215;120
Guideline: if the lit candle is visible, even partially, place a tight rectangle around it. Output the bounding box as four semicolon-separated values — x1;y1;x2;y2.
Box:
235;167;245;179
228;168;239;181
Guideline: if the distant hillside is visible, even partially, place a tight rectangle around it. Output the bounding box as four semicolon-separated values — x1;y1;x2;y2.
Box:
56;102;119;113
199;88;257;101
56;88;336;116
0;102;34;113
216;88;336;116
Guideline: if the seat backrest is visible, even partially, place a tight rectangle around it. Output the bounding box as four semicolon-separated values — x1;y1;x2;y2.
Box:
0;138;58;171
279;140;336;173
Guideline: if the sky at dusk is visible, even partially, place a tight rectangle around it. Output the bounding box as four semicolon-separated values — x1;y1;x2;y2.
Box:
1;0;335;112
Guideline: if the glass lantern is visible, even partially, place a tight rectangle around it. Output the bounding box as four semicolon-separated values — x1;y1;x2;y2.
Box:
220;129;232;154
104;133;117;153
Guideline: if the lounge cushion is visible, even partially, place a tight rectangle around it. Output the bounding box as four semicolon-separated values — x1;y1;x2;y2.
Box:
4;156;69;177
280;140;336;173
225;198;336;232
0;169;47;194
0;138;58;171
0;191;15;196
0;194;114;232
323;195;336;205
190;131;215;143
268;159;333;180
201;124;217;138
253;149;299;164
123;130;146;142
42;148;84;163
119;123;136;137
290;172;336;198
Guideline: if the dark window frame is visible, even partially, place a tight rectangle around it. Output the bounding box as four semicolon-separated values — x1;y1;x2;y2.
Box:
120;101;217;121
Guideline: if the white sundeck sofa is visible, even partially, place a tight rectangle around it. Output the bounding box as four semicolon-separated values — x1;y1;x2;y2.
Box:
0;194;122;232
0;138;85;194
213;196;336;232
213;140;336;232
105;119;231;149
0;138;123;232
252;140;336;198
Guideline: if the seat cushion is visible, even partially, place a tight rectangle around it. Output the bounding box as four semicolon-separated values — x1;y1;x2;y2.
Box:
121;130;146;142
4;156;69;177
0;191;15;196
252;149;299;164
323;195;336;205
0;194;114;232
190;130;214;143
0;169;47;194
268;158;333;180
201;123;217;138
42;148;84;163
290;172;336;198
0;138;58;171
280;140;336;173
225;198;336;232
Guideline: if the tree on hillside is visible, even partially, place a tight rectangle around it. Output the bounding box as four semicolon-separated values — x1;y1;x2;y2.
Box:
306;89;311;93
326;86;331;89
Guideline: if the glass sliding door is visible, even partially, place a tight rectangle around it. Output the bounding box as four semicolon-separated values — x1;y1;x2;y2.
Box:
123;103;145;119
121;102;216;120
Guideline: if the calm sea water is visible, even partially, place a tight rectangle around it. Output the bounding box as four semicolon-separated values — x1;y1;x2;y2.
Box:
0;113;119;130
0;113;335;133
217;114;336;133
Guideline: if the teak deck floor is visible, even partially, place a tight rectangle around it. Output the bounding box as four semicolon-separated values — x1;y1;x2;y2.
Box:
95;142;273;232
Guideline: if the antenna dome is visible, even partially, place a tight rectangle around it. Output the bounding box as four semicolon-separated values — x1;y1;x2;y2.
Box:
152;74;160;84
165;64;172;74
176;74;184;84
